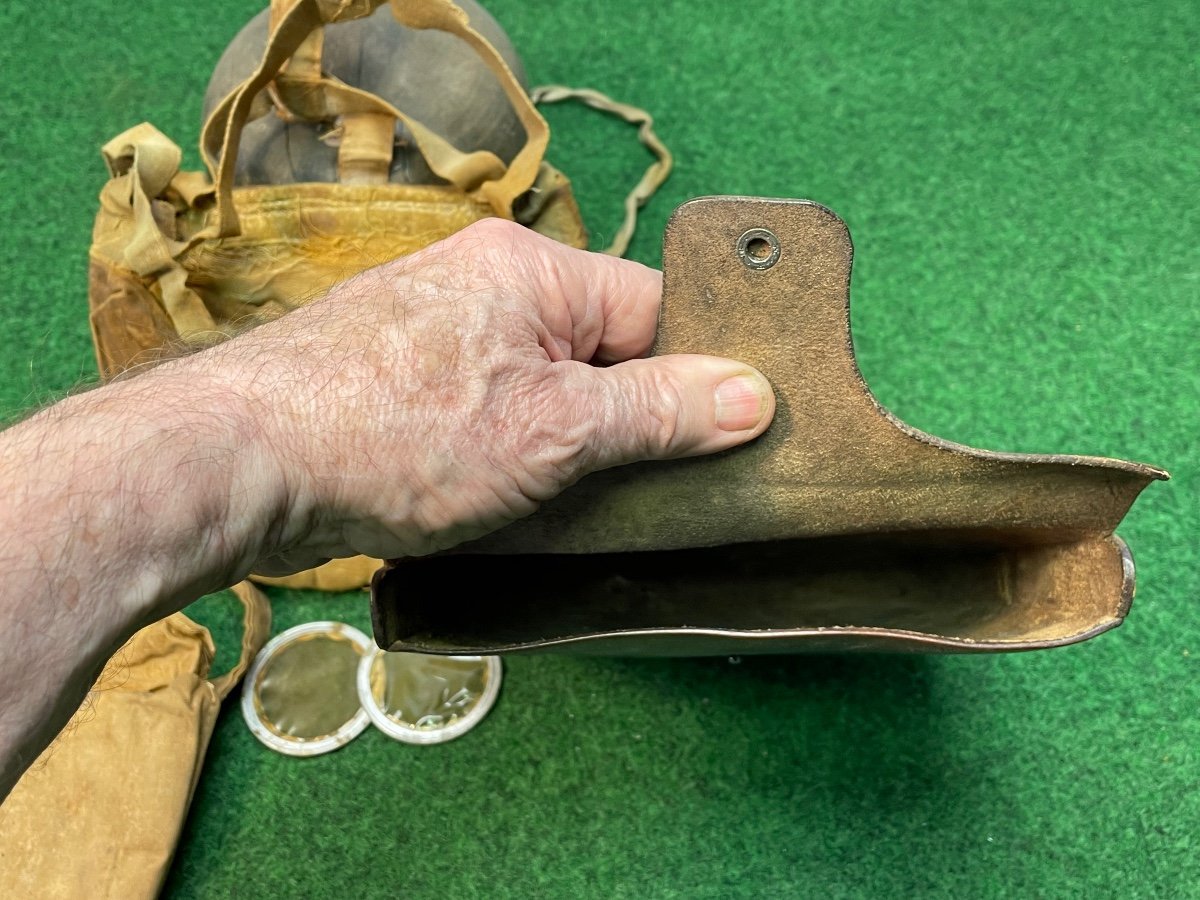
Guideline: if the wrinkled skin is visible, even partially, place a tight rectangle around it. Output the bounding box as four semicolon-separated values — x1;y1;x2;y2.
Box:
0;218;774;798
237;218;776;573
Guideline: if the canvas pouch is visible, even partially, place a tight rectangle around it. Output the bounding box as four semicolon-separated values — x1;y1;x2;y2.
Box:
0;585;271;898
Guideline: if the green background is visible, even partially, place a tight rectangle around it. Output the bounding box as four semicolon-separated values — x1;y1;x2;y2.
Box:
1;0;1197;896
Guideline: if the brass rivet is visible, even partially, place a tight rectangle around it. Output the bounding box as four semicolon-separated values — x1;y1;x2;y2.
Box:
737;228;780;270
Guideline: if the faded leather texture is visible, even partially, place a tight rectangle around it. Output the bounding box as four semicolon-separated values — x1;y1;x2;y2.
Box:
371;197;1167;656
0;584;270;899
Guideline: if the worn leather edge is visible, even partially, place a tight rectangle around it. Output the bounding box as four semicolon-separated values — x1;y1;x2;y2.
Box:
371;534;1137;656
677;197;1170;484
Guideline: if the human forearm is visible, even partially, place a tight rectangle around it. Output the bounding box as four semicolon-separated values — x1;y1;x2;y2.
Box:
0;218;774;801
0;362;287;797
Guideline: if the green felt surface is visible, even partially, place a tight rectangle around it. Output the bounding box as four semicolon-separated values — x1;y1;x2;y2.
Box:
1;0;1197;896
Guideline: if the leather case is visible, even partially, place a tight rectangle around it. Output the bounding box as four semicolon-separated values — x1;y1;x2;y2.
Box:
371;196;1166;655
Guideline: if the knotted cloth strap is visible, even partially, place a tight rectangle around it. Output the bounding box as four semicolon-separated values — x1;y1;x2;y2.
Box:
96;124;218;339
531;85;674;257
267;0;324;117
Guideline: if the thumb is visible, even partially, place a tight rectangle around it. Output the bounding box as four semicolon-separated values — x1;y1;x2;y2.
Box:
576;354;776;472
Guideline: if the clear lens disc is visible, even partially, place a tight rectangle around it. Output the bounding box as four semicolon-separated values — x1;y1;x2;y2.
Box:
357;649;501;745
241;622;373;757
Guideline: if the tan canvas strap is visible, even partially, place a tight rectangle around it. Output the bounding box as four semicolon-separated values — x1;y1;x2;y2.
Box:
209;581;273;701
267;0;325;122
96;124;218;338
392;0;548;218
270;0;391;183
201;0;548;237
263;76;505;186
336;112;396;184
531;85;673;257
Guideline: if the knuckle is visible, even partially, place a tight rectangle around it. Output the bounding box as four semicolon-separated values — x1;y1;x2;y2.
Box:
527;376;592;479
455;218;535;286
459;218;528;263
462;216;524;241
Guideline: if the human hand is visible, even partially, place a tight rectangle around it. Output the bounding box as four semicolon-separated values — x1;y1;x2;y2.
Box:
208;218;776;575
0;218;775;795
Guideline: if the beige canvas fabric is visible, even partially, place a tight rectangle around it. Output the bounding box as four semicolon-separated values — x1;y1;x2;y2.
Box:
0;584;271;898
